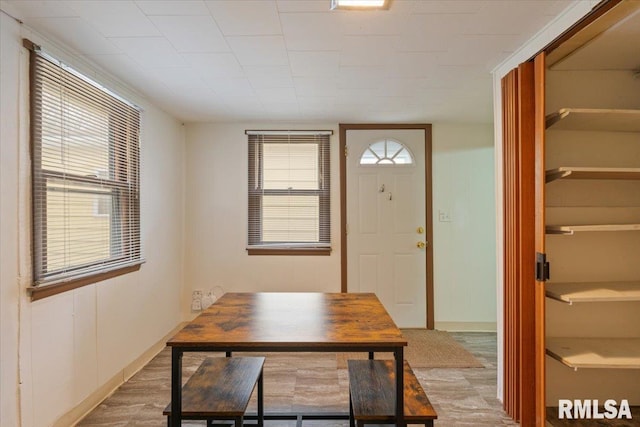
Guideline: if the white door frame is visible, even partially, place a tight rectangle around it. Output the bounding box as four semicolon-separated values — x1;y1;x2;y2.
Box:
339;123;434;329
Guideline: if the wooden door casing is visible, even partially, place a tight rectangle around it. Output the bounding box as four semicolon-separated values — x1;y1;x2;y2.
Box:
339;124;434;330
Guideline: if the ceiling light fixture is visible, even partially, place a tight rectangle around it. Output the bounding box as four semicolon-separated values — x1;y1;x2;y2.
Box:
330;0;389;10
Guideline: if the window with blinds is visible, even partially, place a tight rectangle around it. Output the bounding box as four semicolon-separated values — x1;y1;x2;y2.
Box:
26;40;142;293
247;131;331;254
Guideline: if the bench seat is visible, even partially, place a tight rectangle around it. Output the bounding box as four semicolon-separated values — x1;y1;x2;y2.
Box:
348;359;437;426
164;356;264;426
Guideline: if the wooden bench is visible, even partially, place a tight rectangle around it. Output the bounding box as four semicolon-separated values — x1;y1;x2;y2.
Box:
348;359;437;427
164;356;264;427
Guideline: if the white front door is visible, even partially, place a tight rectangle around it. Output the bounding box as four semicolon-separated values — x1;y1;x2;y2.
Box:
346;129;427;328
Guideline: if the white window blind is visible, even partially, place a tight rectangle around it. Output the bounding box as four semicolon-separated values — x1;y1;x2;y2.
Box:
27;40;142;287
248;131;331;250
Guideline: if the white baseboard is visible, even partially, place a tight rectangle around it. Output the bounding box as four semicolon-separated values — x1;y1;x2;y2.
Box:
435;321;497;332
55;322;188;427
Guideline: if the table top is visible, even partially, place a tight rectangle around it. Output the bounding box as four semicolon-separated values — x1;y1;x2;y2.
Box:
167;292;406;349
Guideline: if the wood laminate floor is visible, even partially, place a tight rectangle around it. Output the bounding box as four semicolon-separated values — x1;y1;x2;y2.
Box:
77;332;518;427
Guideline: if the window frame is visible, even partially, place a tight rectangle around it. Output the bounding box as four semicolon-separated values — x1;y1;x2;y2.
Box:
25;39;143;301
358;138;416;166
247;131;332;256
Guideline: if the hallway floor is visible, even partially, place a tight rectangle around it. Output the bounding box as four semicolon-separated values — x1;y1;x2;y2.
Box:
78;332;517;426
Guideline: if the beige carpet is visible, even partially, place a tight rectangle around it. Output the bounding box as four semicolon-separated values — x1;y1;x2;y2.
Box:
336;329;484;369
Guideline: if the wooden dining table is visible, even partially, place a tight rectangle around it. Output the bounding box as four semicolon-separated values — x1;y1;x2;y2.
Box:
167;292;408;427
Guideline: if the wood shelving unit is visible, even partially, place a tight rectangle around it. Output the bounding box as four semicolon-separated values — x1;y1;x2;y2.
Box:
545;108;640;376
545;167;640;183
546;223;640;234
546;337;640;370
546;281;640;304
546;108;640;131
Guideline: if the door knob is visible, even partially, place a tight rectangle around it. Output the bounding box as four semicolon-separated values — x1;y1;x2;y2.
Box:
416;241;426;249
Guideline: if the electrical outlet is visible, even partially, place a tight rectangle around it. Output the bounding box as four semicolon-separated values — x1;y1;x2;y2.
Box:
191;289;204;311
202;290;215;310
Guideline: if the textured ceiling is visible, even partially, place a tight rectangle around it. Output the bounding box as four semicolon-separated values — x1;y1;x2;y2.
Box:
1;0;574;123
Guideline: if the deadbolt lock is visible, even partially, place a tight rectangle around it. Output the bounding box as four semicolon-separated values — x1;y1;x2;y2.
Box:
416;241;426;249
417;226;424;234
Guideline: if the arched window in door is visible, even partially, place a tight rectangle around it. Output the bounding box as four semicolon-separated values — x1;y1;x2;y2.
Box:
359;139;414;165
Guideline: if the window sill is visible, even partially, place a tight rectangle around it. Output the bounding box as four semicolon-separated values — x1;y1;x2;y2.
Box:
247;247;332;256
29;262;143;302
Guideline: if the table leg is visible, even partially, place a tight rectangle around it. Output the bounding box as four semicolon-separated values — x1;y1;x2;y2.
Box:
258;369;264;427
171;348;183;427
349;390;355;427
395;347;405;427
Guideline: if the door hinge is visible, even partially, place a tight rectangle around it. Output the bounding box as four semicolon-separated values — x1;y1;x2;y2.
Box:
344;145;348;157
535;252;550;282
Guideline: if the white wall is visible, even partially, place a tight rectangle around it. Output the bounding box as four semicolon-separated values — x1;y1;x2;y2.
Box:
184;122;497;330
1;12;22;427
0;15;186;426
184;123;341;299
432;123;497;331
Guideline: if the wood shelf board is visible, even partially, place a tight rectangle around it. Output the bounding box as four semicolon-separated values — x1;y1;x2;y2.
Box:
546;223;640;234
546;337;640;369
546;282;640;303
546;108;640;132
545;167;640;183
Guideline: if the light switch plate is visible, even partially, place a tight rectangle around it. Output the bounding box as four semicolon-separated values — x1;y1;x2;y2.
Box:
438;210;452;222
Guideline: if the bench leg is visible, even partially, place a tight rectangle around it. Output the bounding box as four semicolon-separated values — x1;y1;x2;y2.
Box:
235;416;243;427
257;369;264;427
166;415;171;427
